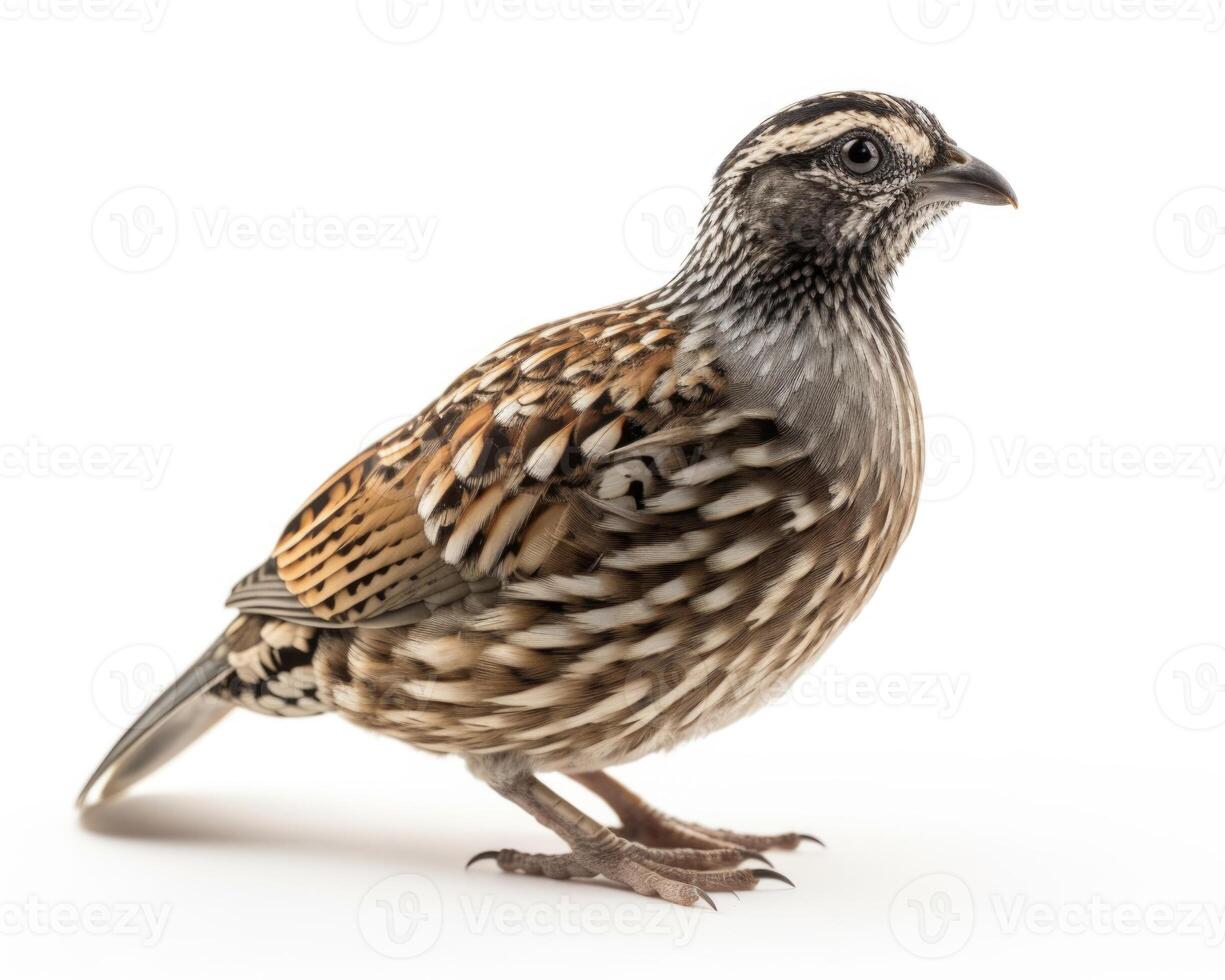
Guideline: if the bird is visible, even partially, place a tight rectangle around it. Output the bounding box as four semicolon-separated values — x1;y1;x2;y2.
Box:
79;91;1015;908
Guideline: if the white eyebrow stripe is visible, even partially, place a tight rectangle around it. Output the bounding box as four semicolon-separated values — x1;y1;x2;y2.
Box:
723;110;936;179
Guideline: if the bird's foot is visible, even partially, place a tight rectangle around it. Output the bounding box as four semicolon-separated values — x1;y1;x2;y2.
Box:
467;838;791;907
468;761;802;909
571;770;824;852
617;814;823;853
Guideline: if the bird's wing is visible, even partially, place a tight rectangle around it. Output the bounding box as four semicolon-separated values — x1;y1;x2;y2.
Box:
226;303;724;628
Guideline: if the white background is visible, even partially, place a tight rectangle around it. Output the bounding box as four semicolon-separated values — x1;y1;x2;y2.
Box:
3;1;1224;976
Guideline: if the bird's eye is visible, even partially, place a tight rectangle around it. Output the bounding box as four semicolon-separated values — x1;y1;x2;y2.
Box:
840;137;882;176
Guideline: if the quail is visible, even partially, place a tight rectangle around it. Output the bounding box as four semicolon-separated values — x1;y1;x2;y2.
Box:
79;91;1016;908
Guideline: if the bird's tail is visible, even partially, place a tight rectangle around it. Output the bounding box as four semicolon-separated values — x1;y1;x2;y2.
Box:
77;614;326;809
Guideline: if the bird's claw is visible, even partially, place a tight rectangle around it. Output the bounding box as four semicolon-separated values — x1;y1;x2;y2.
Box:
751;868;795;887
465;850;500;870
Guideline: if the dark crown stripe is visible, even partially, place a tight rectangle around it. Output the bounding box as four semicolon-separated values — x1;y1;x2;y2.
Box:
715;94;907;179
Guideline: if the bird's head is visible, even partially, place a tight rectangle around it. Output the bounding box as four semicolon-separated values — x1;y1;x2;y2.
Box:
702;91;1016;278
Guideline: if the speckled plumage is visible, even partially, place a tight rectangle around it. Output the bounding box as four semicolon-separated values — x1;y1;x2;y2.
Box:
268;294;920;774
80;92;1015;906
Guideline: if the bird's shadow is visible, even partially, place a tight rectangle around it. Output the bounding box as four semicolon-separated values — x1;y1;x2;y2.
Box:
75;791;821;901
77;792;473;874
77;792;670;899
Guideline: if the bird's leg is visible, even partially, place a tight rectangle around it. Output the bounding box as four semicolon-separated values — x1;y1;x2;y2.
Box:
569;770;823;852
467;757;790;907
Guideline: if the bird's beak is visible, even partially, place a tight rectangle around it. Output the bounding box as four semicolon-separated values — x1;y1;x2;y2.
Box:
916;146;1018;208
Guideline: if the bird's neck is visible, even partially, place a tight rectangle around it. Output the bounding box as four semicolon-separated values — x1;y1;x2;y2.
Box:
649;189;917;454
